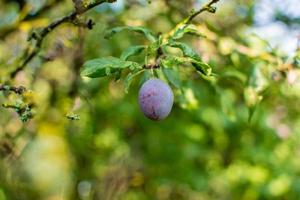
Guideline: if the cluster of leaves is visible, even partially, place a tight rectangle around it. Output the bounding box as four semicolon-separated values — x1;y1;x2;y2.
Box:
81;22;212;92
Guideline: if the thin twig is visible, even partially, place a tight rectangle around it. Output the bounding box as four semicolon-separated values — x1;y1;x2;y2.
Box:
10;0;117;78
185;0;220;24
159;0;221;67
165;0;221;40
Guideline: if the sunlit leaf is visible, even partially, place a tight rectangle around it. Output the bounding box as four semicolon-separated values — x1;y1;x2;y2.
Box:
171;23;205;40
167;41;200;60
81;57;141;78
192;61;212;76
167;41;212;76
161;56;191;66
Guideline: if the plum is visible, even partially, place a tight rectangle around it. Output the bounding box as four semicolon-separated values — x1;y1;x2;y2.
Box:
138;78;174;121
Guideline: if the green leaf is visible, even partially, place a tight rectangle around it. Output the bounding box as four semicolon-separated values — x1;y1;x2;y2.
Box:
161;56;191;66
172;24;205;40
167;41;200;60
162;67;181;89
161;57;181;88
192;61;212;76
120;45;145;61
81;57;141;78
104;26;157;42
167;41;212;76
139;70;152;85
124;70;144;93
154;68;166;81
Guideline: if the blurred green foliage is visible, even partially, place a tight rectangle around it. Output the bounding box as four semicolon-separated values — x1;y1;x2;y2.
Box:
1;0;300;200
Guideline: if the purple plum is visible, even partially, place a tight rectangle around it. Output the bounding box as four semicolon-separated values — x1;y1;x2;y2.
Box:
138;78;174;121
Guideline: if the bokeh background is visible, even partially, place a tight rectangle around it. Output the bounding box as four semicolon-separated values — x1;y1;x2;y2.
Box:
1;0;300;199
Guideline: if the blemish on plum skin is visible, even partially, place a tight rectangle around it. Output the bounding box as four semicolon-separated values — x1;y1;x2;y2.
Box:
142;91;156;100
150;105;159;120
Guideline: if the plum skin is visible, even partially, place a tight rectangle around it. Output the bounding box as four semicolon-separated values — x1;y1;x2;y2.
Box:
138;78;174;121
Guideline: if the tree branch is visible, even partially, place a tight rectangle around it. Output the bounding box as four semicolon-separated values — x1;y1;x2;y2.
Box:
185;0;220;24
10;0;117;78
142;0;221;70
0;0;63;39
